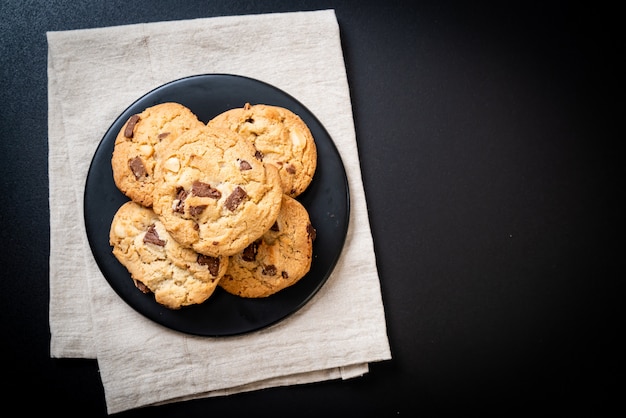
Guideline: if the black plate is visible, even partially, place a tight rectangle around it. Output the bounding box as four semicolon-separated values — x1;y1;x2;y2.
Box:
84;74;350;337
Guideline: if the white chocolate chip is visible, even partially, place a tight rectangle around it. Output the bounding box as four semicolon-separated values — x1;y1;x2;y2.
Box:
164;157;180;172
290;130;305;149
139;144;154;157
114;223;126;238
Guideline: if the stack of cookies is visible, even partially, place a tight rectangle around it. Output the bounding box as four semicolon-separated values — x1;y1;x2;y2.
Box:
109;102;317;309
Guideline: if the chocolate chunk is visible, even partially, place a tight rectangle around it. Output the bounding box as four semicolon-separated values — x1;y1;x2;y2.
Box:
143;224;166;246
262;265;277;276
281;271;289;279
254;150;264;161
242;241;259;262
129;156;147;180
239;160;252;170
158;132;170;140
189;205;207;217
224;187;247;211
245;117;255;124
285;164;296;174
197;254;220;277
124;114;140;138
306;223;316;241
191;181;221;199
133;279;151;294
270;221;280;232
174;187;188;213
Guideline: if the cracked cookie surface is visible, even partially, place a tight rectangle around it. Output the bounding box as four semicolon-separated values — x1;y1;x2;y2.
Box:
152;125;283;257
219;195;316;298
109;201;227;309
208;103;317;197
112;102;205;207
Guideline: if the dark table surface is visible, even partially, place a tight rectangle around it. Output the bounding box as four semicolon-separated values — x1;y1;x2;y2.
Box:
1;1;621;416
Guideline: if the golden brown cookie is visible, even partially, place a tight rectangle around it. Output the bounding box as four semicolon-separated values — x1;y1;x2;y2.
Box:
152;125;284;258
111;102;205;207
219;195;316;298
208;103;317;197
109;201;227;309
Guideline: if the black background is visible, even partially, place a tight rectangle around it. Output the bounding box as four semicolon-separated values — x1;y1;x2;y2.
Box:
1;1;621;416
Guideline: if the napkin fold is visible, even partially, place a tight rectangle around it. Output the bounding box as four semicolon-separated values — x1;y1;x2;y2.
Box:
48;10;391;414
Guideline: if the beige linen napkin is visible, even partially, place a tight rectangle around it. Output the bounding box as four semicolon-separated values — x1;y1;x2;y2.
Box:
48;9;391;414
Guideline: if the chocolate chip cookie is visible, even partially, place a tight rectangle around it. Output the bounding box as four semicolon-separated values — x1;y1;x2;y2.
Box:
111;102;205;207
151;125;284;258
109;201;227;309
208;103;317;197
219;194;316;298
